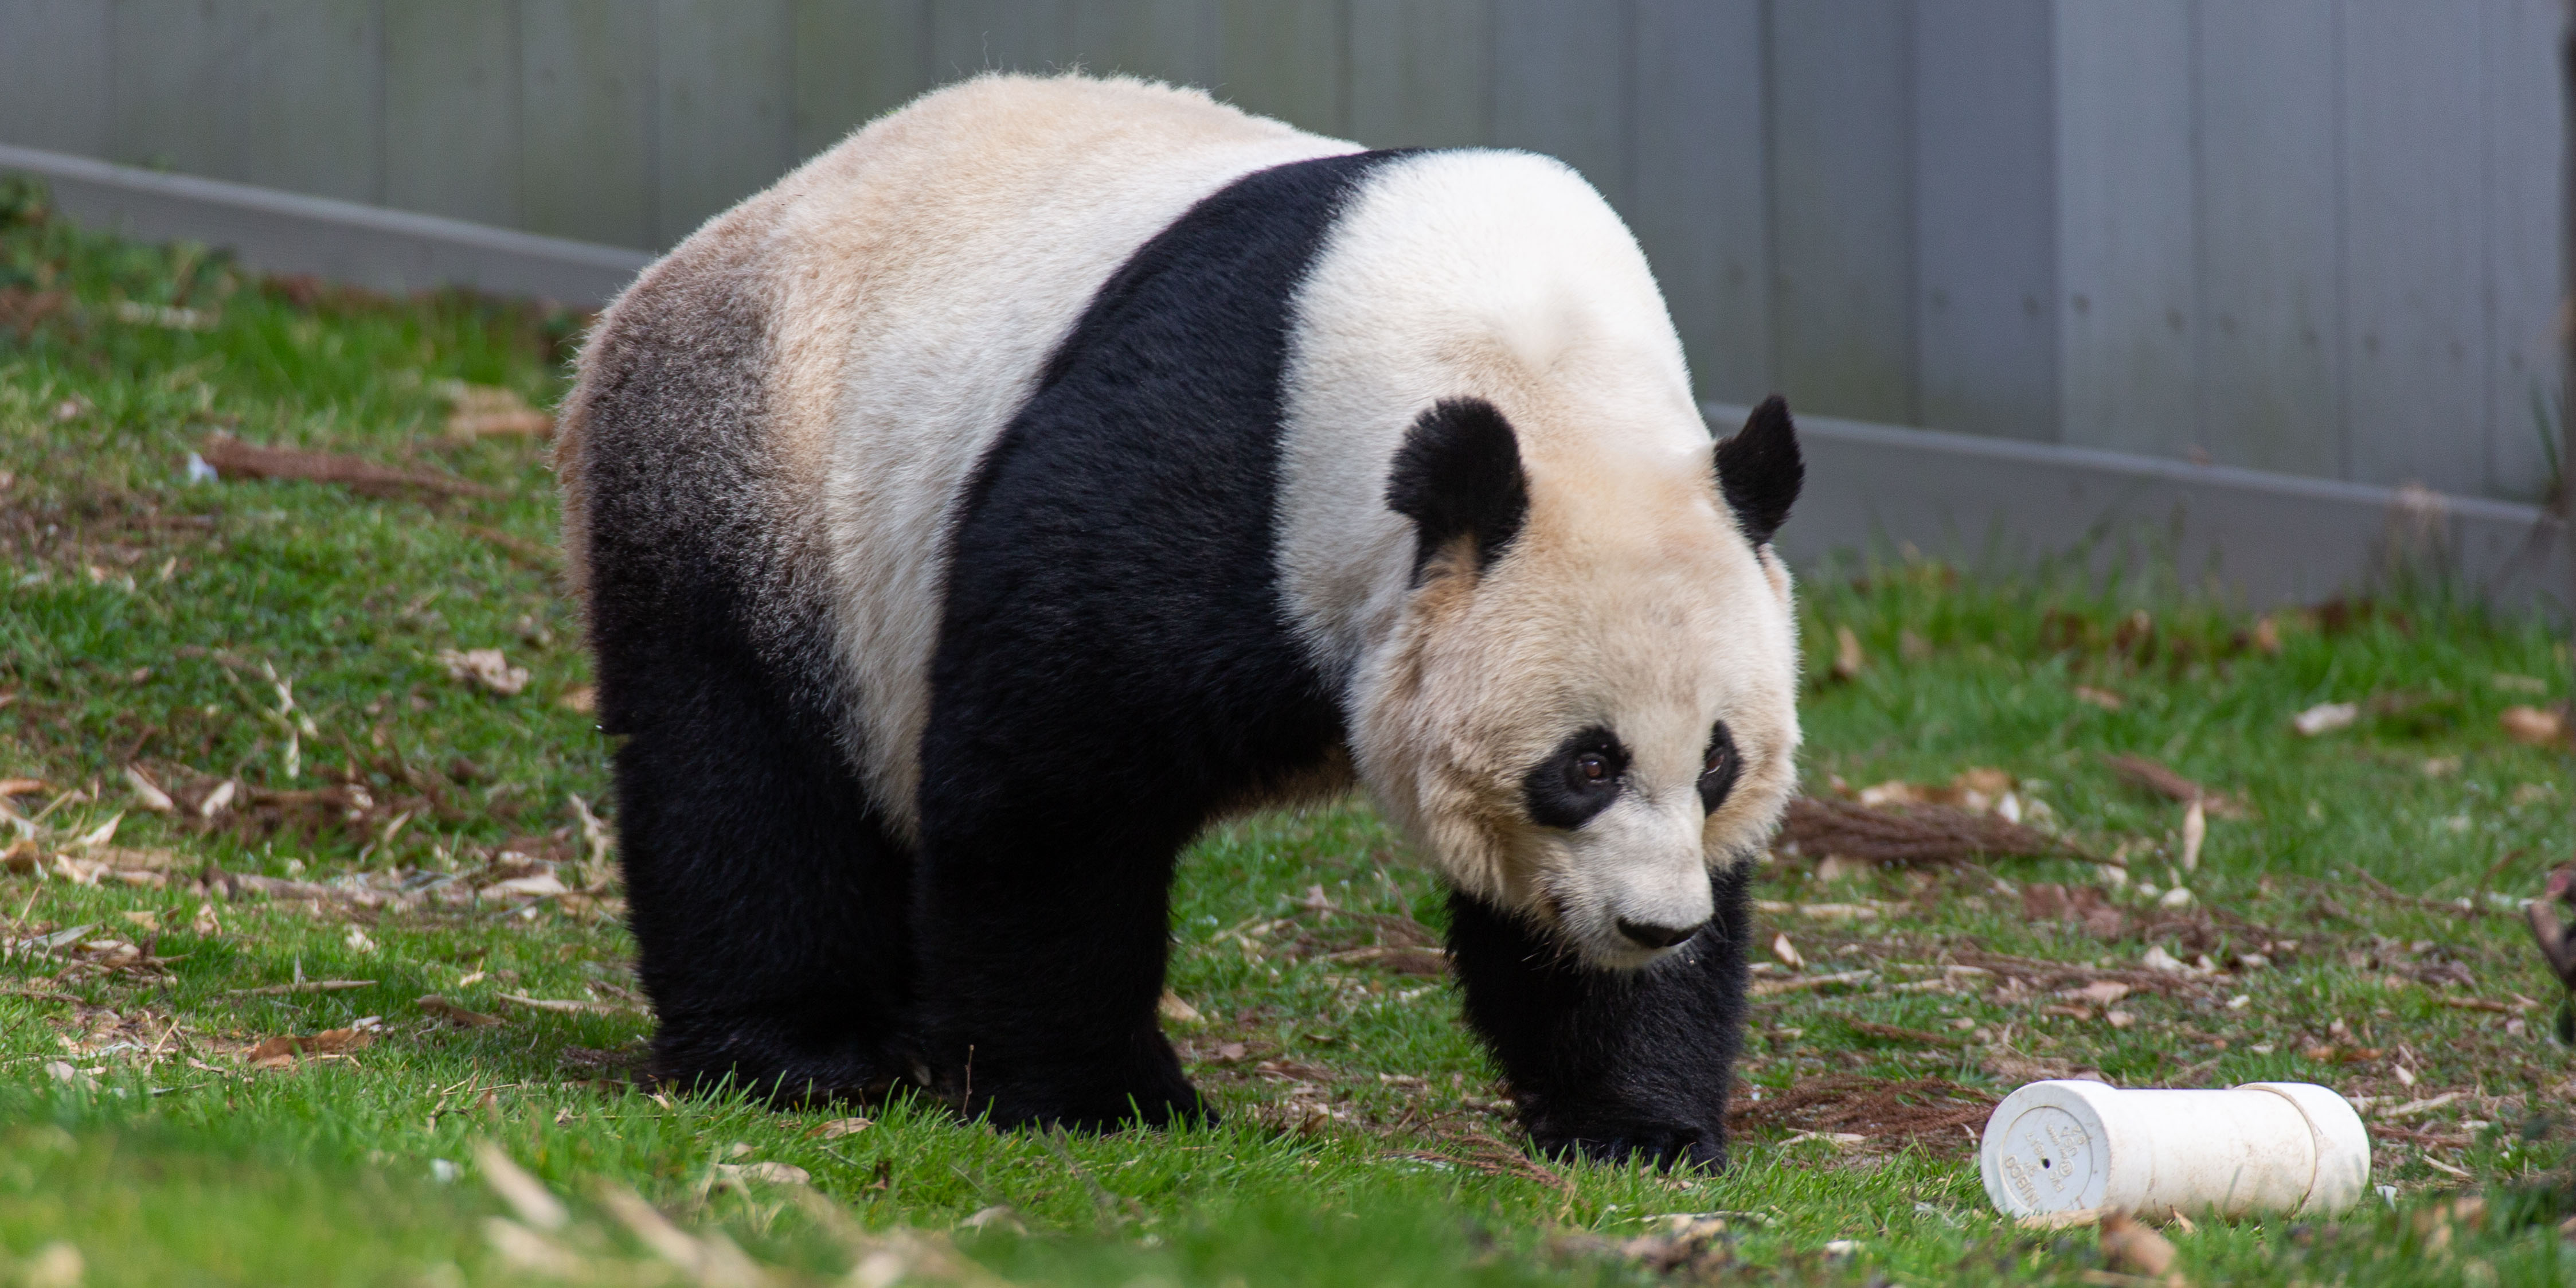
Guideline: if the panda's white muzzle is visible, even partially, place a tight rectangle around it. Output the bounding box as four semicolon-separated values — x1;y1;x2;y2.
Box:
1559;790;1715;969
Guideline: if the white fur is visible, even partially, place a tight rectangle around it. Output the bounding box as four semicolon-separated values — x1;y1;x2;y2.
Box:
766;76;1359;834
1276;151;1803;968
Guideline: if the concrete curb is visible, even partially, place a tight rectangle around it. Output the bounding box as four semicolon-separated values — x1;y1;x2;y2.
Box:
1710;403;2568;612
0;143;649;308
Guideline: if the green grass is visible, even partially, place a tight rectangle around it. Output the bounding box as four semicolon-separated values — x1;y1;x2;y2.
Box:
4;171;2576;1285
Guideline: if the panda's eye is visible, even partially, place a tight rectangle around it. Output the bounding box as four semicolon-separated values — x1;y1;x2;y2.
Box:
1523;727;1628;829
1698;721;1742;813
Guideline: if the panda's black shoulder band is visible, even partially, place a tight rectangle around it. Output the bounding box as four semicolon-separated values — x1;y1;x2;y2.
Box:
1385;397;1530;581
1714;395;1803;547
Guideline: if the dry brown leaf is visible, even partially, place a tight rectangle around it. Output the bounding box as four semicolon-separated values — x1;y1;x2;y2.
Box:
439;382;554;440
1156;990;1205;1024
123;766;174;813
559;685;597;714
2502;704;2567;746
2099;1211;2179;1277
248;1026;375;1067
814;1117;872;1139
437;648;530;697
1832;626;1864;681
2073;685;2127;711
0;778;49;797
2021;883;2133;939
419;994;504;1027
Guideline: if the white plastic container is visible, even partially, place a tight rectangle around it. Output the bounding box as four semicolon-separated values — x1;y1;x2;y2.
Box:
1979;1080;2370;1220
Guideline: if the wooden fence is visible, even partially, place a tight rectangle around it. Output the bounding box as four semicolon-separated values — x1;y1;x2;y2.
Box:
0;0;2561;502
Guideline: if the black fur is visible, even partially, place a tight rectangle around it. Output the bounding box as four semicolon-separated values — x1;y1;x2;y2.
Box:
577;264;916;1102
1385;397;1530;580
1697;722;1742;813
1520;725;1628;830
1446;862;1754;1170
910;151;1402;1129
1714;395;1803;546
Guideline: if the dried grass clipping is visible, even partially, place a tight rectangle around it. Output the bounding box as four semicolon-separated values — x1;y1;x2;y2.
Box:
1780;795;2097;867
1728;1075;1996;1149
199;434;497;499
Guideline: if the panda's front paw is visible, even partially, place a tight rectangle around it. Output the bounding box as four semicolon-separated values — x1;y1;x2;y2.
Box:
978;1078;1217;1132
1528;1115;1727;1173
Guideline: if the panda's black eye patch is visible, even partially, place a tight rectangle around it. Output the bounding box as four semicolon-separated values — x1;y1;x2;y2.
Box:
1698;722;1742;814
1524;726;1627;830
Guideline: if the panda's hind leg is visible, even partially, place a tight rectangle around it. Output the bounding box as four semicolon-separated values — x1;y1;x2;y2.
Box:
603;630;916;1105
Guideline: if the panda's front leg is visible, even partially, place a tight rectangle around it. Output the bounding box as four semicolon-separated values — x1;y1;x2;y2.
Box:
1445;861;1753;1171
908;806;1210;1132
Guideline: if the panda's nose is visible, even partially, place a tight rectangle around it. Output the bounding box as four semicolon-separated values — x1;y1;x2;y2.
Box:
1616;916;1705;950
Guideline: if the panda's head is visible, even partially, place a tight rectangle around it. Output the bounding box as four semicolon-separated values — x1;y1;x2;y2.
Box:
1355;396;1804;970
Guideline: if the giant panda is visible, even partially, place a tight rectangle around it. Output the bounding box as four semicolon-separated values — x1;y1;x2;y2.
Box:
558;73;1804;1170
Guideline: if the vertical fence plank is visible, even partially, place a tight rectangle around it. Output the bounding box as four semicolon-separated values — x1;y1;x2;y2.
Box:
2053;0;2197;459
1629;0;1768;404
2483;0;2565;501
0;0;111;155
521;0;654;249
386;0;521;228
931;0;1073;79
2194;0;2344;480
1213;0;1346;136
1768;0;1917;426
1349;0;1492;149
2341;2;2488;495
1913;0;2056;442
656;0;793;247
1065;0;1217;85
110;0;384;203
792;0;933;160
1492;0;1629;208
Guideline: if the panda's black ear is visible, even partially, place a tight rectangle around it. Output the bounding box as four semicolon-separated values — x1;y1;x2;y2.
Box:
1715;395;1803;547
1386;397;1529;581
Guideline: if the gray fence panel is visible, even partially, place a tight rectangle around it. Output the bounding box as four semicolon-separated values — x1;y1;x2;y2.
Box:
2341;2;2490;498
1066;0;1218;85
0;1;110;157
791;0;933;159
932;0;1073;77
1491;0;1629;209
1348;0;1492;150
0;0;2561;508
1628;0;1768;405
1213;0;1348;138
386;0;523;229
2193;0;2345;482
2053;0;2198;462
2486;0;2565;502
655;0;793;245
519;0;654;251
1912;0;2055;443
1766;0;1917;427
111;0;384;205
